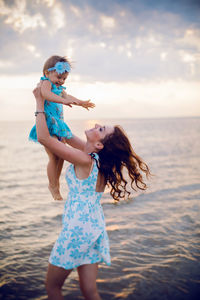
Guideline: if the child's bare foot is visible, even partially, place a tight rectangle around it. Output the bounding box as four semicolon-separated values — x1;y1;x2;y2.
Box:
48;185;63;201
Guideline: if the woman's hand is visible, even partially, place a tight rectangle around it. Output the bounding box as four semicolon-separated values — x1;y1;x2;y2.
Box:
33;81;45;111
33;82;45;104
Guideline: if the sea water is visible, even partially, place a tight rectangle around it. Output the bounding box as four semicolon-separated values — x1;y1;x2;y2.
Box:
0;117;200;300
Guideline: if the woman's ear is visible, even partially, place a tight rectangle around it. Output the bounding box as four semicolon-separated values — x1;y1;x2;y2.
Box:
44;70;49;77
95;141;104;150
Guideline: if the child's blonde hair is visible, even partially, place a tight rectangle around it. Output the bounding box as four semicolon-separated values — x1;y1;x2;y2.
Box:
43;55;71;75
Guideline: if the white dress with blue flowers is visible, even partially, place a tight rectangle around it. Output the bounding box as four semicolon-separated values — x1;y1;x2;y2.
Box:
49;153;111;269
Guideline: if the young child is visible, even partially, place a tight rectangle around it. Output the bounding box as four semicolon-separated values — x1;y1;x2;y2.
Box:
29;55;94;201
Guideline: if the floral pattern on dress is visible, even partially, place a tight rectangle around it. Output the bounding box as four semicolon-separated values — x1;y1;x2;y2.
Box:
49;154;111;270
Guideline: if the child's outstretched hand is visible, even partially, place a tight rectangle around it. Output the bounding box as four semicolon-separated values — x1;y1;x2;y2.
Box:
77;99;95;110
61;91;94;109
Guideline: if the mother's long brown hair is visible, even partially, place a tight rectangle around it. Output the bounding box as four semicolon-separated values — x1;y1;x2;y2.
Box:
98;126;150;201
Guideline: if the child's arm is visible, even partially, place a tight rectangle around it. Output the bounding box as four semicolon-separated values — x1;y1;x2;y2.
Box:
41;80;77;106
34;86;91;165
62;90;95;110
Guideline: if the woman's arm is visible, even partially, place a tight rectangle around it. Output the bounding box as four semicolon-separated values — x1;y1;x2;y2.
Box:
34;86;91;165
66;135;86;151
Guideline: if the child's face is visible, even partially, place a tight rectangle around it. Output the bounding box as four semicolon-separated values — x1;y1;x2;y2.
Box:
46;71;68;87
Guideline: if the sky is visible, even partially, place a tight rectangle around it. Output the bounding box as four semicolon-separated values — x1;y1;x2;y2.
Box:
0;0;200;121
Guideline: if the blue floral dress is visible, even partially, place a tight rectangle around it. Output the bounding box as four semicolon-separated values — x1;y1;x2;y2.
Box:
49;153;111;269
29;76;73;142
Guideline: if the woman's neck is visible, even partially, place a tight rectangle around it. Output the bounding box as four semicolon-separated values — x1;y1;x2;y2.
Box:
84;142;96;154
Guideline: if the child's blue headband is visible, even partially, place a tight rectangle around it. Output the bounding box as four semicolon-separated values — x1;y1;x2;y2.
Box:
48;61;71;74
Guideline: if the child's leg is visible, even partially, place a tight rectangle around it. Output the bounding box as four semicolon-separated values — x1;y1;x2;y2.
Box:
45;263;72;300
56;157;64;185
44;146;63;201
77;263;101;300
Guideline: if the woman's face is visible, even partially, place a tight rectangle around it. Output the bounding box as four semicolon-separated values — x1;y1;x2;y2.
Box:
85;124;114;143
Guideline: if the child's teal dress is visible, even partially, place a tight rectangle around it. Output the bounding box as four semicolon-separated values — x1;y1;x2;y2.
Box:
49;153;111;269
29;76;73;142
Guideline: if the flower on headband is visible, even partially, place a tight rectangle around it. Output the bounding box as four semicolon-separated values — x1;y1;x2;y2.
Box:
48;61;71;74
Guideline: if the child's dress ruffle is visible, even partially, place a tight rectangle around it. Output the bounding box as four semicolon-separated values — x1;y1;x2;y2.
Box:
29;76;73;142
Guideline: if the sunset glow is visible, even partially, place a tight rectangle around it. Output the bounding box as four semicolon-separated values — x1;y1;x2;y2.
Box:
0;0;199;120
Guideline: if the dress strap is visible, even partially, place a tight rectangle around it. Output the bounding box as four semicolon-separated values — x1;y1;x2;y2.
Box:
89;153;99;173
89;152;99;161
40;75;51;82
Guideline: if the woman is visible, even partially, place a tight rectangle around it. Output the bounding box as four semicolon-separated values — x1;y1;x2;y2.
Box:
34;84;150;300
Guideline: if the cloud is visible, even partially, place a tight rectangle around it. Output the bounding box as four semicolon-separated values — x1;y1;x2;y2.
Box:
100;15;116;30
0;0;46;33
49;2;66;32
26;44;41;57
0;0;199;82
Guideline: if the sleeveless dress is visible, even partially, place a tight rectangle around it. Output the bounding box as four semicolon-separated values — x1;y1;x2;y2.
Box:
49;153;111;269
29;76;73;142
